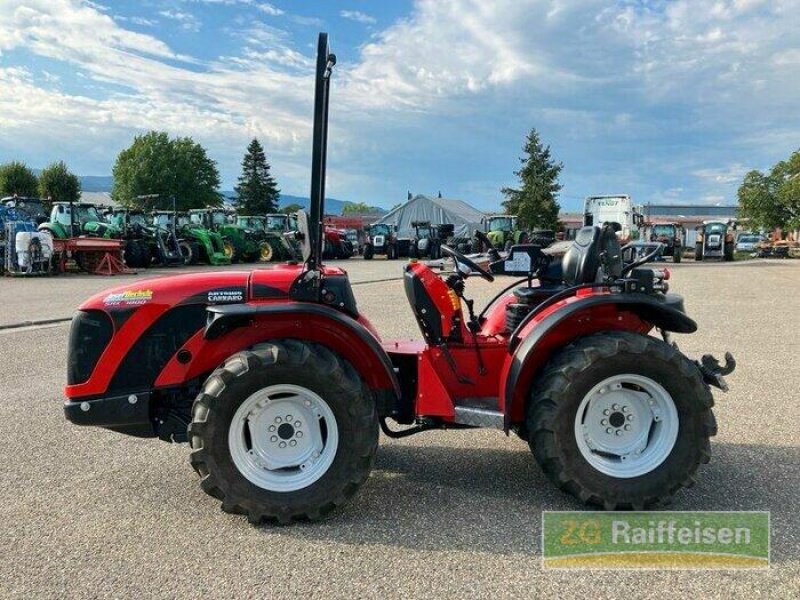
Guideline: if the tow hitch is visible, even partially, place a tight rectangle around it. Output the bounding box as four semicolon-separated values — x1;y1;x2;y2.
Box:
697;352;736;392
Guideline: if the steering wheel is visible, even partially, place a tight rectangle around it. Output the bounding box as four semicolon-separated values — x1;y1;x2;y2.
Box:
440;244;494;282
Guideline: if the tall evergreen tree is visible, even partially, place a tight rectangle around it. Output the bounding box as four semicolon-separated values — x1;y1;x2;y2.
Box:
235;138;280;214
501;128;562;230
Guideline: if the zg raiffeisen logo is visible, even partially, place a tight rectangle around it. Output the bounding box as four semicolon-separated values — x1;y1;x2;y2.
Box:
542;511;769;569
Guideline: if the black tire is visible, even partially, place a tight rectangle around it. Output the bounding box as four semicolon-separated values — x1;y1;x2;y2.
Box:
123;239;144;268
139;241;152;267
695;243;703;261
363;244;374;260
526;331;716;510
178;240;197;265
430;243;440;260
387;243;397;260
673;248;682;263
724;242;734;262
188;340;379;524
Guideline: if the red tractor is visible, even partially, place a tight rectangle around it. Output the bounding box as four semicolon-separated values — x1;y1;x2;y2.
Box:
63;34;735;524
322;224;354;259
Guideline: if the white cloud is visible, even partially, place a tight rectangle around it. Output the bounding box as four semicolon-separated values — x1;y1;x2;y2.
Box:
257;3;284;16
159;9;201;32
340;10;376;25
692;165;749;186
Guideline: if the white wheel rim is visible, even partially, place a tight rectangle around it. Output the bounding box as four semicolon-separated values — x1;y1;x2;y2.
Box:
228;384;339;492
574;374;678;478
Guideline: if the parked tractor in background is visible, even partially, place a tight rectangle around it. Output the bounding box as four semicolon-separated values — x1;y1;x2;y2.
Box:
236;214;298;262
408;220;450;259
107;208;184;267
484;215;528;251
1;204;53;275
189;208;260;263
323;225;354;259
583;195;644;242
646;222;684;263
177;211;232;266
695;221;734;261
39;202;150;269
363;223;399;260
151;211;201;265
3;196;49;225
345;229;361;255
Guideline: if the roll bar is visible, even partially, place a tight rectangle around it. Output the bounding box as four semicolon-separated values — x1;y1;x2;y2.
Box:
307;32;337;269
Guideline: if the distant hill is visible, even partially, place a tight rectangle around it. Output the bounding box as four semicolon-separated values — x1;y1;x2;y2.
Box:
221;192;385;216
79;175;114;192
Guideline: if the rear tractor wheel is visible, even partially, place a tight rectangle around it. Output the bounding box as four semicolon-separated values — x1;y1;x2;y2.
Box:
260;242;274;262
189;341;378;524
526;331;716;509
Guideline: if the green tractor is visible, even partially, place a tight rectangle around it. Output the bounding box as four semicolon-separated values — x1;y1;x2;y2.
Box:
189;208;260;263
176;211;232;265
152;211;200;266
235;214;295;262
39;201;151;268
483;214;529;251
107;208;185;267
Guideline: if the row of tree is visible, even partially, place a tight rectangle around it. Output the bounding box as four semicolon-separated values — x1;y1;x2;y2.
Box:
112;132;281;214
0;161;81;205
737;149;800;231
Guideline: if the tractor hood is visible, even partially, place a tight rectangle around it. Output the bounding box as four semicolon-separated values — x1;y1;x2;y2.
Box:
79;265;309;315
80;271;253;315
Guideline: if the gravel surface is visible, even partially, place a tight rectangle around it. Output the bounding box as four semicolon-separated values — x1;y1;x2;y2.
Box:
0;258;797;599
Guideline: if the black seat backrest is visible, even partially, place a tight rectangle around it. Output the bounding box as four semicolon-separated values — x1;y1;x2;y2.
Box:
561;224;623;286
562;226;601;286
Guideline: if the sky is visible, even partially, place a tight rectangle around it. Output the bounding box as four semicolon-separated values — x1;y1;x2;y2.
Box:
0;0;798;211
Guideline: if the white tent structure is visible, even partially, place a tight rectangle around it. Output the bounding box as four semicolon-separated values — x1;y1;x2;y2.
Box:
376;194;485;239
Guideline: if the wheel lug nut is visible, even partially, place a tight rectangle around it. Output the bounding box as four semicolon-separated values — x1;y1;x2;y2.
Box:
603;409;610;416
279;441;287;448
601;419;608;426
270;436;277;442
275;417;282;423
294;421;301;428
627;414;633;421
612;404;619;410
269;425;276;432
615;430;622;436
622;406;629;413
624;425;631;431
289;440;297;447
296;431;303;438
286;415;292;421
304;400;311;407
606;428;613;434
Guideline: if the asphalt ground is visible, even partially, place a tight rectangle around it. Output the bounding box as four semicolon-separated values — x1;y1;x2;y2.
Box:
0;258;798;598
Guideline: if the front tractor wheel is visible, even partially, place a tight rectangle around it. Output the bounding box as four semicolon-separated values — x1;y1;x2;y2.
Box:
188;341;378;524
526;332;716;509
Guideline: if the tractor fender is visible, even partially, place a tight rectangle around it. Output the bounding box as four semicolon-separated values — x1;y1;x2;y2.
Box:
501;293;697;431
201;302;401;407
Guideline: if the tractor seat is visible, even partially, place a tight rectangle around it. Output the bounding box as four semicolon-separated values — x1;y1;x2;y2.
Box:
562;225;623;286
